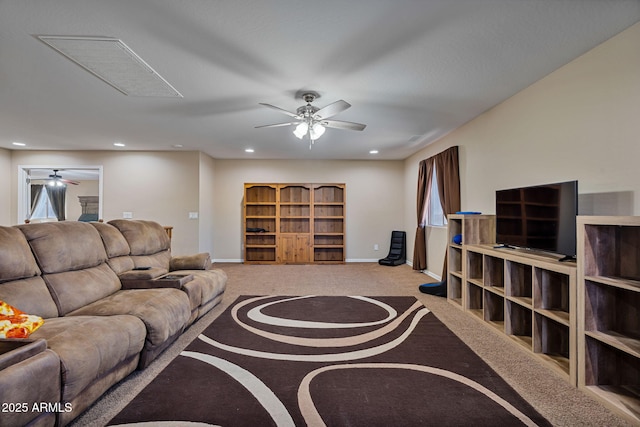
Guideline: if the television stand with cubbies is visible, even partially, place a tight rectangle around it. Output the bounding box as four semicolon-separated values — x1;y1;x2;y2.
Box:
447;214;577;385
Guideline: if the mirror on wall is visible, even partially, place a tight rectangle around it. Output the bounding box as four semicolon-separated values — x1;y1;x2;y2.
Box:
18;166;103;223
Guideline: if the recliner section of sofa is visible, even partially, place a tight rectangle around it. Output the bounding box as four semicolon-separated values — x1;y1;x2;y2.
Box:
105;220;227;324
0;220;227;426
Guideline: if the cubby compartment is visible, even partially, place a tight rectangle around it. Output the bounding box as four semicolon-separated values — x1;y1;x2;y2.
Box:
466;283;484;319
583;337;640;420
245;185;276;203
506;300;533;349
280;204;310;217
314;204;343;217
584;279;640;352
506;261;532;306
245;204;276;217
583;224;640;282
535;313;570;376
534;268;570;325
314;235;343;246
449;246;462;275
448;274;462;306
246;217;276;233
245;247;276;262
484;290;504;331
246;234;276;246
466;250;483;286
314;248;344;262
484;255;505;294
314;218;343;233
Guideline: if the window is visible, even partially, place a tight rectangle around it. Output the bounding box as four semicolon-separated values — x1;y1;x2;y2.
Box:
30;187;58;220
427;166;447;227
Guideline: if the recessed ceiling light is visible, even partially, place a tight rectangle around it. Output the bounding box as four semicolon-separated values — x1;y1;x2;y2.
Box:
172;144;184;148
245;148;255;153
113;142;126;147
369;150;379;154
12;142;26;146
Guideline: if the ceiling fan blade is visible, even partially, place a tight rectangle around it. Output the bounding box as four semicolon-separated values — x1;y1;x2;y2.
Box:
322;119;366;131
60;178;80;185
255;122;297;129
258;103;299;118
314;100;351;120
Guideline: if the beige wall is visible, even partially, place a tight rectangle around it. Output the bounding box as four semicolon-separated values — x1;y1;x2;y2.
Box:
404;21;640;276
212;159;405;261
10;150;205;256
198;152;216;254
0;148;11;224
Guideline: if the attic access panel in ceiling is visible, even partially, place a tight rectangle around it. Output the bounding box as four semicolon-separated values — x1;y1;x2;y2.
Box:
37;35;182;97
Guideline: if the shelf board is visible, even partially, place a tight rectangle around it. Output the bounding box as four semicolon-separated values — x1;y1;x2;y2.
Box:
538;353;570;376
450;297;462;307
246;215;276;219
467;278;483;287
468;309;484;320
506;296;533;308
314;232;344;236
585;275;640;293
280;216;310;219
451;270;462;278
485;286;505;296
245;232;276;235
585;330;640;358
246;245;276;248
509;334;533;350
486;320;505;332
535;308;570;326
314;245;343;249
584;385;640;422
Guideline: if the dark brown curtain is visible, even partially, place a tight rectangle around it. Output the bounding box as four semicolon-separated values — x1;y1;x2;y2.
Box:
412;146;460;276
47;185;67;221
412;159;433;270
435;146;461;279
29;184;44;220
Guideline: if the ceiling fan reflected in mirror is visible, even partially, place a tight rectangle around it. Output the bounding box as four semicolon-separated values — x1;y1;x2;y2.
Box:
48;170;79;186
256;91;366;149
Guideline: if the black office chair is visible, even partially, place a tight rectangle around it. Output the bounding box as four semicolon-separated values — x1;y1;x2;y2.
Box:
378;231;406;266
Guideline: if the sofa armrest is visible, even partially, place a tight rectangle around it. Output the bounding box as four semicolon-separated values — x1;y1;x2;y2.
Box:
170;253;211;271
0;339;47;372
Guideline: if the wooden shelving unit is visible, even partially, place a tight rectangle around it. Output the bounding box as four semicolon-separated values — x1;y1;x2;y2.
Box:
577;216;640;424
447;214;577;385
243;183;345;264
446;214;496;308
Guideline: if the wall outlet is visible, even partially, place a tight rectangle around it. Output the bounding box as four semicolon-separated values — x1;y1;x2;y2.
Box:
189;212;199;219
122;212;133;219
374;244;379;251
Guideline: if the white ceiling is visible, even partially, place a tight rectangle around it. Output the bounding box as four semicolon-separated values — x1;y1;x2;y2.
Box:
1;0;639;160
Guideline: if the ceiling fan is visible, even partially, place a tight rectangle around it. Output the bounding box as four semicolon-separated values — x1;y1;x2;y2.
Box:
256;92;366;148
48;169;79;186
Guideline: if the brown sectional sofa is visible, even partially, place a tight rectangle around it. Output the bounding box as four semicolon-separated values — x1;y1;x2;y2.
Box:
0;220;227;427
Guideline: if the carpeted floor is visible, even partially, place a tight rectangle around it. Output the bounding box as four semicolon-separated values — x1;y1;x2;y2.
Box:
70;263;632;426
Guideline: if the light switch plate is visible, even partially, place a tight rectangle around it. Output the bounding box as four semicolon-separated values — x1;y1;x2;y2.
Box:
123;212;133;219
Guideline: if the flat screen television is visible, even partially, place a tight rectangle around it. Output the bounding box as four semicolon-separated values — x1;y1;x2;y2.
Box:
495;180;578;260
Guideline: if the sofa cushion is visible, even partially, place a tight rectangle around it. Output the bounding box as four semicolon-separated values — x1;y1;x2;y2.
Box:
0;226;59;318
0;226;40;283
67;288;190;366
90;222;130;258
31;315;145;403
91;222;135;275
108;219;170;256
18;222;108;273
18;222;124;316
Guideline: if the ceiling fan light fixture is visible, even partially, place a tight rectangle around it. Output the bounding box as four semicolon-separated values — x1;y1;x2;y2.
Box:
310;123;325;140
293;122;308;139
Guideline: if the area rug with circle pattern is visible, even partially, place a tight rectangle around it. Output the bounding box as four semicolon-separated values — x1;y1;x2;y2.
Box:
108;295;551;426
